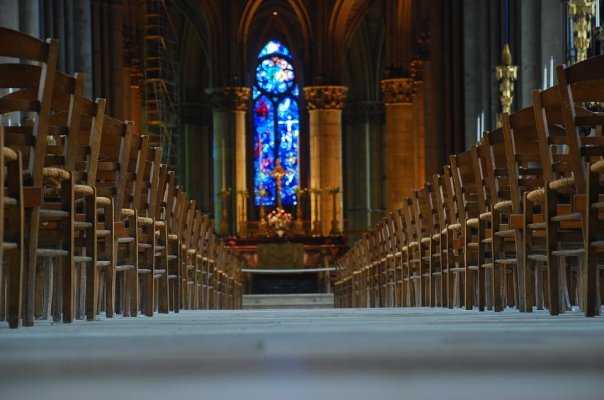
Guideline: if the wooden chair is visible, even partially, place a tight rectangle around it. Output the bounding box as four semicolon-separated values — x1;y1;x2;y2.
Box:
431;172;451;308
525;84;588;315
498;106;546;313
556;56;604;315
115;135;155;316
404;197;426;307
441;164;465;308
133;144;166;316
470;131;507;311
451;150;482;309
0;27;58;326
585;158;604;317
4;69;93;324
1;126;24;328
392;208;409;308
157;168;181;312
95;116;135;317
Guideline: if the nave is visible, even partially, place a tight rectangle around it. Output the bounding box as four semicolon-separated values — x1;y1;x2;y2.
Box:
1;308;603;400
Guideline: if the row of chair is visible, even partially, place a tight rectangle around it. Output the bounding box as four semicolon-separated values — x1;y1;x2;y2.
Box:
334;54;604;317
0;27;242;329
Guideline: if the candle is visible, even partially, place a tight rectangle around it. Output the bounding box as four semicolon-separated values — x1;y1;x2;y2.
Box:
550;56;554;87
543;66;547;90
476;115;481;142
480;110;484;135
597;0;600;27
221;138;226;191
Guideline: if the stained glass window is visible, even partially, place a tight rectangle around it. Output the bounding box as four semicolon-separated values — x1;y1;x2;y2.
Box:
253;40;299;206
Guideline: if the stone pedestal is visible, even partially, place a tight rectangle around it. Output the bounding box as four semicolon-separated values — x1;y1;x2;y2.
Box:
381;78;416;212
303;86;348;236
206;87;250;235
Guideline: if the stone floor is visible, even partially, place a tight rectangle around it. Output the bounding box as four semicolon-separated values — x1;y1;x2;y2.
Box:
1;308;604;400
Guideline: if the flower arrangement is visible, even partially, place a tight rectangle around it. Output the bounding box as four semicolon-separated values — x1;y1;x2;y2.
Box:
266;207;292;235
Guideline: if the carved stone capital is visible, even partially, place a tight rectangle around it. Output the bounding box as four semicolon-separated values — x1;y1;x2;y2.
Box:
380;78;415;104
205;87;251;111
303;85;348;110
410;58;424;82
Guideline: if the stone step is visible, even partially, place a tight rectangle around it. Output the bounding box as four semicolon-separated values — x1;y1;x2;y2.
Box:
242;293;334;310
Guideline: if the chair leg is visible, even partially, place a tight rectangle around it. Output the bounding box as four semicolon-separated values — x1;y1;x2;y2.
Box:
85;193;98;321
61;177;75;324
545;185;560;316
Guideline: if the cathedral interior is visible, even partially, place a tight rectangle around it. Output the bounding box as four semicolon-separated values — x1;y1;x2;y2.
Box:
2;1;604;398
1;0;580;242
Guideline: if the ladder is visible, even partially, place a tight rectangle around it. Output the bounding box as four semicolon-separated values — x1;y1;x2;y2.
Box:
144;0;179;173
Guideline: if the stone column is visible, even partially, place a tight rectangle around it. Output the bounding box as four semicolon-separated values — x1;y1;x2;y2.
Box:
206;87;250;236
343;102;385;234
381;78;416;212
303;86;347;236
411;60;426;189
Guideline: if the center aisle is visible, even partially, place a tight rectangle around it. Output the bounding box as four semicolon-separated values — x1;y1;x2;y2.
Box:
1;308;603;400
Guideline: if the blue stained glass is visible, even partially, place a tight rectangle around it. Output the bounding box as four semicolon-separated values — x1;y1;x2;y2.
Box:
277;98;299;205
258;40;291;58
253;41;300;206
254;96;276;205
256;57;295;94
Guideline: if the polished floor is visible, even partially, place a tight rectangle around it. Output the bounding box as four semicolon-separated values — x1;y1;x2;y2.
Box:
1;307;603;400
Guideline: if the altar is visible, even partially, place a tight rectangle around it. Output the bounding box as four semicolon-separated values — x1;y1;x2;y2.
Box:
225;236;347;295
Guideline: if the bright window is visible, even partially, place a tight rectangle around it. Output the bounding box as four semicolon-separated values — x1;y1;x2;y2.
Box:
253;40;299;206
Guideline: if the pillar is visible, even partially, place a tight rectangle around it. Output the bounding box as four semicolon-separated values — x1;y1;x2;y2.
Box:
411;60;426;188
206;87;250;236
303;86;347;236
343;101;385;236
381;78;416;212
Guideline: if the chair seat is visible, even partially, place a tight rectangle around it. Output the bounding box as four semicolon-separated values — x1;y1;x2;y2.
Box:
448;223;462;231
74;184;94;197
590;159;604;173
39;209;69;219
42;167;70;182
466;218;479;228
121;208;135;217
479;211;492;221
96;196;111;206
527;188;545;203
3;146;18;161
137;216;154;225
549;177;575;193
493;200;513;212
3;196;17;206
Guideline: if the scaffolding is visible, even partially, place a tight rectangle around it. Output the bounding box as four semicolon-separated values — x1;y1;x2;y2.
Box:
144;0;179;172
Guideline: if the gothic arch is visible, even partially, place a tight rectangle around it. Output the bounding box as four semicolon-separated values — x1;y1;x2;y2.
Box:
238;0;311;72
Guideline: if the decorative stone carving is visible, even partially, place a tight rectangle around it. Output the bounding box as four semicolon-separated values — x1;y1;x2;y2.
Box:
205;87;251;111
380;78;416;104
303;86;348;110
410;58;424;82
